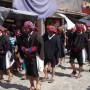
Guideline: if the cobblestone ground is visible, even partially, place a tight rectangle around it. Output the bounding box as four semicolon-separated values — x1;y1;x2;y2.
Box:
0;56;90;90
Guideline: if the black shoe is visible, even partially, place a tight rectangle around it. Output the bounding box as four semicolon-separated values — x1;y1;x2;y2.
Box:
41;77;49;82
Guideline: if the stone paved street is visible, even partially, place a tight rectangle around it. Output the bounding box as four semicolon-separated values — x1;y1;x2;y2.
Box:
0;56;90;90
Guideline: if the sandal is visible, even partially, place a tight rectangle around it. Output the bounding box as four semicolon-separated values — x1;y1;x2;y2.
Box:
21;76;26;80
36;83;41;90
76;74;82;79
41;77;49;82
7;77;12;82
71;71;77;77
48;78;54;83
29;87;35;90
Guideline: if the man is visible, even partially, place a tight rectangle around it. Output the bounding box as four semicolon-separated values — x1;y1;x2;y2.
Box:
43;25;60;83
57;27;65;68
21;21;43;90
84;26;90;71
69;24;86;78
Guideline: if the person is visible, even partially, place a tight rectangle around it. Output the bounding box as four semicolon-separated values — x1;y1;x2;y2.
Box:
5;30;15;82
21;21;43;90
43;25;60;83
69;24;86;78
57;27;65;68
84;26;90;71
66;27;76;54
15;29;27;80
0;26;11;81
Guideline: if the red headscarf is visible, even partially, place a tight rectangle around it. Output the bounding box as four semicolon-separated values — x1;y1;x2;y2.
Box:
46;25;57;33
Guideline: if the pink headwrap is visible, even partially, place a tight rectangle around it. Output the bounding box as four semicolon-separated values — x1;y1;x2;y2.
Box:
47;25;57;33
24;21;35;30
70;27;76;32
76;24;86;31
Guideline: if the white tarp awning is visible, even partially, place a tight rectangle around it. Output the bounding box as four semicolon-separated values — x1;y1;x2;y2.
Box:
0;7;10;25
12;9;38;16
56;13;75;30
0;6;38;25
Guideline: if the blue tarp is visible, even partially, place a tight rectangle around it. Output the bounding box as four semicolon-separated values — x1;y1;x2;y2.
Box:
79;15;90;27
13;0;58;19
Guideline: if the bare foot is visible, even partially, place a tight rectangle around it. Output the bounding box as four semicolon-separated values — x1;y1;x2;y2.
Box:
29;86;35;90
36;83;41;90
76;73;82;79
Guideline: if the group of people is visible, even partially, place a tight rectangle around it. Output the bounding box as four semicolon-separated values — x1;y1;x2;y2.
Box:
66;24;90;78
0;20;90;90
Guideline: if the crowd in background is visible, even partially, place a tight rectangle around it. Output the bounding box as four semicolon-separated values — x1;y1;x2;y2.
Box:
0;21;90;90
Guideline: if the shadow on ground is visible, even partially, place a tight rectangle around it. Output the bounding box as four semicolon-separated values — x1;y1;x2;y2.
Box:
58;65;71;70
87;86;90;90
0;82;28;90
55;72;71;77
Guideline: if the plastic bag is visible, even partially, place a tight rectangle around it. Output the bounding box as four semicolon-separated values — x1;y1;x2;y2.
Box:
36;55;44;72
6;51;15;69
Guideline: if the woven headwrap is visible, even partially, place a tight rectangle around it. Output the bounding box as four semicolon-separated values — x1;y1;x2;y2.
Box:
24;21;35;30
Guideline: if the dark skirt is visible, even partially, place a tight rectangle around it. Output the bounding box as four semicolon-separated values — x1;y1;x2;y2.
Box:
0;55;6;70
59;44;65;58
69;49;83;66
44;57;58;67
24;56;39;77
86;43;90;61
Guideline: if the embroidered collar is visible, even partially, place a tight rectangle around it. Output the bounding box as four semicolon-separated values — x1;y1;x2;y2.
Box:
48;34;55;40
28;31;34;41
